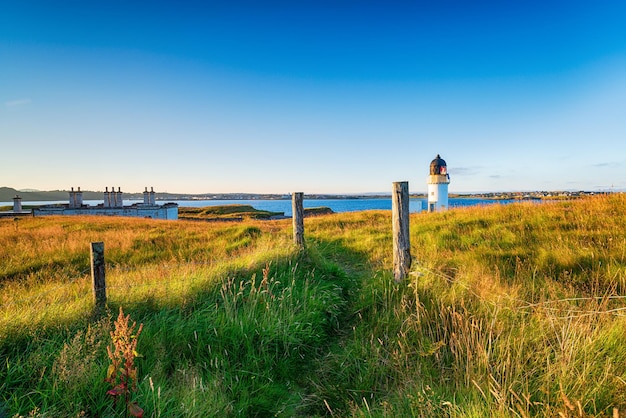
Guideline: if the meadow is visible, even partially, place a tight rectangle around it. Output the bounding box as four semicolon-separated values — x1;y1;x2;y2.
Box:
1;194;625;417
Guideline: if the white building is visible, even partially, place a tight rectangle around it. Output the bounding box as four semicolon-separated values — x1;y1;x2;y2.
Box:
0;195;32;218
427;154;450;212
33;187;178;220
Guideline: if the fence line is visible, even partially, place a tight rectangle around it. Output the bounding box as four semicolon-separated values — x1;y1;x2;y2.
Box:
1;261;245;311
3;187;625;321
1;268;90;310
4;251;625;322
0;253;231;309
412;264;626;319
107;260;216;272
1;245;295;310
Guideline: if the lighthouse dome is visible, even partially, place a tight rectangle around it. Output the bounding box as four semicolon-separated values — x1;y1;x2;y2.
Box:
430;154;447;175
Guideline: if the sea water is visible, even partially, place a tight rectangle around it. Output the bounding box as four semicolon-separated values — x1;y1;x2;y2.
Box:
142;198;519;217
1;198;520;217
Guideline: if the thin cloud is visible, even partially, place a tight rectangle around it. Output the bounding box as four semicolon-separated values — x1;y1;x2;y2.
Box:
450;166;482;176
5;98;32;108
591;161;624;168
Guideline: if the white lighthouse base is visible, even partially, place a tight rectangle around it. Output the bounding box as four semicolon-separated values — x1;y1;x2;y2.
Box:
427;177;449;212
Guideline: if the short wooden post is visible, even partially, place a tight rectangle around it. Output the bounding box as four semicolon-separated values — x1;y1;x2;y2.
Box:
90;242;107;308
392;181;411;282
292;192;305;249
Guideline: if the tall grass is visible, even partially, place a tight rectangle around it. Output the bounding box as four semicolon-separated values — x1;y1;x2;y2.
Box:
304;195;626;417
1;194;625;416
1;215;353;416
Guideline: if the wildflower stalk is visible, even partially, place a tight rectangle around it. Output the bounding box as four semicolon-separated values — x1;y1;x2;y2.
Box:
105;307;144;418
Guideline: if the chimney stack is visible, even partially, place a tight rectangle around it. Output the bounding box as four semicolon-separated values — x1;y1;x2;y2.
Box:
115;187;123;207
69;187;76;208
76;187;83;207
110;186;117;208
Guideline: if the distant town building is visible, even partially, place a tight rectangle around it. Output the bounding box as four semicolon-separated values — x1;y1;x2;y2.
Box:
33;187;178;220
0;194;32;219
427;154;450;212
0;195;31;218
13;195;22;212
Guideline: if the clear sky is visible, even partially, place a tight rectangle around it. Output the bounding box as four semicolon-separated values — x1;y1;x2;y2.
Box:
2;1;625;194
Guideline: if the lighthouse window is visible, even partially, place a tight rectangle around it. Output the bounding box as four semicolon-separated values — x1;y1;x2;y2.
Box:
430;191;434;195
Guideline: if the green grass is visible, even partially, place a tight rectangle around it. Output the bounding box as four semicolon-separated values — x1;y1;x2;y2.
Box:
178;204;284;220
0;205;40;211
178;204;333;221
1;194;626;416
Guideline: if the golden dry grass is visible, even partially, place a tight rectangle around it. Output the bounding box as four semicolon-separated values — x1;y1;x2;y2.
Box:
2;194;625;416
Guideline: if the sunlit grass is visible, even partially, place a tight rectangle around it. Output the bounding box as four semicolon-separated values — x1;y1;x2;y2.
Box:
1;216;295;340
1;194;626;416
303;194;626;416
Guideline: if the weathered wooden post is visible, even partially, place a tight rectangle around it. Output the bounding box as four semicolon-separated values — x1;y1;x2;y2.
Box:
90;242;107;308
392;181;411;282
292;192;305;249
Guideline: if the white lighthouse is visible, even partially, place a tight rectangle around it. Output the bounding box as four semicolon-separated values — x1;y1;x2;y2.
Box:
427;154;450;212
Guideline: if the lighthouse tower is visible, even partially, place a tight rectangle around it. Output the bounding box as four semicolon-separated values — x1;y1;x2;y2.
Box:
427;154;450;212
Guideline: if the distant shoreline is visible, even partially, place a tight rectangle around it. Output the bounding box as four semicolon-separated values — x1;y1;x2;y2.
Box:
0;186;613;204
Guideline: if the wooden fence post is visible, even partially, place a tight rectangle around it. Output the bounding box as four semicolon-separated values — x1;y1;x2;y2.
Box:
392;181;411;282
90;242;107;308
292;192;305;249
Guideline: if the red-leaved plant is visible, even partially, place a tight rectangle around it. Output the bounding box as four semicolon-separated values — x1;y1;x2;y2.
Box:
105;307;144;418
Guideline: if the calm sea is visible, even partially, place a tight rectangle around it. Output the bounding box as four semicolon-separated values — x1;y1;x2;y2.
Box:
3;198;519;217
168;198;521;216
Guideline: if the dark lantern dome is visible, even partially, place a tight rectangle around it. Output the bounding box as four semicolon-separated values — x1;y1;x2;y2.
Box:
430;154;447;175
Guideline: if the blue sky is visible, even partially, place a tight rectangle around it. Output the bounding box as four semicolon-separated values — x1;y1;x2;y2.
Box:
2;1;625;194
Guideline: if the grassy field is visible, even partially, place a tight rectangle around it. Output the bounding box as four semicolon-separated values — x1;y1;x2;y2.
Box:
177;204;333;221
1;194;625;417
178;204;285;220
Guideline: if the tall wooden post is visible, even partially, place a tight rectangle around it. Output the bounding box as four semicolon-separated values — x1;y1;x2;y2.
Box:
292;192;305;249
90;242;107;309
392;182;411;282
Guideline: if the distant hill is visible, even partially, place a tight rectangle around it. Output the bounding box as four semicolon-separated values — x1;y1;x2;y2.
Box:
0;187;252;203
1;187;394;203
0;187;104;202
